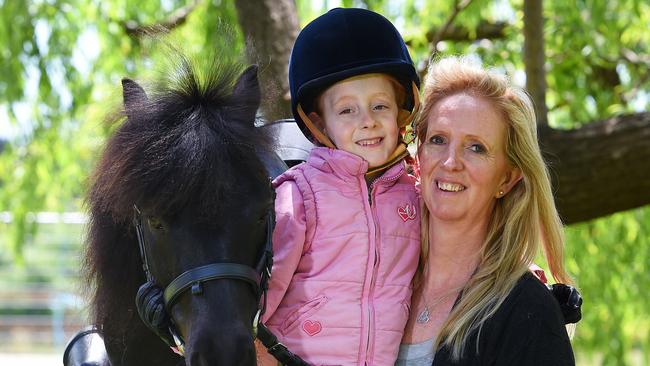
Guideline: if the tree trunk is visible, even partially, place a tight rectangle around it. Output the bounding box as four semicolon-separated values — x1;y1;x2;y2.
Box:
523;0;548;126
541;112;650;224
234;0;298;122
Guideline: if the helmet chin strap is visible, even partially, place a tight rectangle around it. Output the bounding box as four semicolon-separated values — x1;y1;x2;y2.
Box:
296;104;336;148
399;81;421;132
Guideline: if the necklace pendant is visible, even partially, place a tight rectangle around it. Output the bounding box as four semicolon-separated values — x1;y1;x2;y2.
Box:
416;307;430;324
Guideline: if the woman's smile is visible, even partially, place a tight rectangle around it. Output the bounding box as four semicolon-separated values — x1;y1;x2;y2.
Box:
436;180;466;192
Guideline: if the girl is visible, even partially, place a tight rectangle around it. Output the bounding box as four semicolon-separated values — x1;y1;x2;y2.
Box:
260;8;421;366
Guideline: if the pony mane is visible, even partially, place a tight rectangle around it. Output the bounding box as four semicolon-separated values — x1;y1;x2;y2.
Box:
93;54;272;222
83;50;274;332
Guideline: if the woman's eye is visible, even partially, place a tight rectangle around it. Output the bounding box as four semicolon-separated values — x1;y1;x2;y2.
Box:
469;143;486;154
428;135;445;144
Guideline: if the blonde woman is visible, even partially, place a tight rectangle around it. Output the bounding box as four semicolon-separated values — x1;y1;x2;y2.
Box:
397;57;575;365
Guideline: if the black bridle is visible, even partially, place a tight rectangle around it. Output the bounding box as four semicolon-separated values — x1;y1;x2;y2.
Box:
132;192;275;355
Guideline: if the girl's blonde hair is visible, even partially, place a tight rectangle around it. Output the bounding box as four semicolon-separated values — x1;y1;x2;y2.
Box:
415;56;572;359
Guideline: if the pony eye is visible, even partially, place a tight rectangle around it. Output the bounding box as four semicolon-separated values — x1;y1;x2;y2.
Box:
147;217;165;231
258;212;268;224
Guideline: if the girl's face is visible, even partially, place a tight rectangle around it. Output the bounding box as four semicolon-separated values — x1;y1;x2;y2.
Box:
312;74;399;168
418;93;520;224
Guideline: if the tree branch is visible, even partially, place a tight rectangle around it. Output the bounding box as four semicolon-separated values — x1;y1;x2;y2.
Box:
419;0;474;78
541;112;650;224
430;0;474;52
422;21;508;43
621;47;650;66
121;0;201;37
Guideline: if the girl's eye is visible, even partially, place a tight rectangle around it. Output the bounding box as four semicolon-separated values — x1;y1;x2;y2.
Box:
373;104;389;111
469;143;487;154
428;135;445;144
339;107;353;115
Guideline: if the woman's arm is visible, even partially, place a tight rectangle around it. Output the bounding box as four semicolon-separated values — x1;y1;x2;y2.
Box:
481;274;575;365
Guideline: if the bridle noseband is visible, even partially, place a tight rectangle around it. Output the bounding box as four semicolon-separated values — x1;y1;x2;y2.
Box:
132;186;275;355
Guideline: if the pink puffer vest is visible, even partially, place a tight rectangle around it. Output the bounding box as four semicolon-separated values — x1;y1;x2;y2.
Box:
262;148;420;366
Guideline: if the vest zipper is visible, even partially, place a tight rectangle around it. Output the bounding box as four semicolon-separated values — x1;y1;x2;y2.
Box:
365;211;379;365
363;165;405;365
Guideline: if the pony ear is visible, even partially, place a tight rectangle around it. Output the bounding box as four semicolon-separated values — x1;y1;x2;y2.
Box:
231;65;260;123
121;78;148;113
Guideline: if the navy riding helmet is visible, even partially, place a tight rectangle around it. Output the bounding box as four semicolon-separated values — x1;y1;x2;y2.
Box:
289;7;420;145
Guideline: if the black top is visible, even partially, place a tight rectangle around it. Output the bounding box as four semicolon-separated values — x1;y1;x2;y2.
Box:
433;273;575;366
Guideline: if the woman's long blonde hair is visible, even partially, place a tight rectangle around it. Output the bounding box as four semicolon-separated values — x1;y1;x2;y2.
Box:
415;56;573;359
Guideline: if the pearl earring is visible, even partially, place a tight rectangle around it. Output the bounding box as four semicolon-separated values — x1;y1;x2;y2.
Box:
498;190;504;197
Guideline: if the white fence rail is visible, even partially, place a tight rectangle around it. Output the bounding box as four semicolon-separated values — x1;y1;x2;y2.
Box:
1;213;88;352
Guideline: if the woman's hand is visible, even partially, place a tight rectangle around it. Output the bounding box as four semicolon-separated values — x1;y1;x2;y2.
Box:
550;284;583;324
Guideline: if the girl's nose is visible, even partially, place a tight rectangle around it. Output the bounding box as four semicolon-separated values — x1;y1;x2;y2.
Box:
359;110;377;128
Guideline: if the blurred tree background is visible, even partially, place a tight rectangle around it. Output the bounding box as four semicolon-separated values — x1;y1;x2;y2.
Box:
0;0;648;364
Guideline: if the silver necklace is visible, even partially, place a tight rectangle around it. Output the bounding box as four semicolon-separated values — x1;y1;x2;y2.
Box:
415;264;478;325
416;307;431;324
415;289;462;324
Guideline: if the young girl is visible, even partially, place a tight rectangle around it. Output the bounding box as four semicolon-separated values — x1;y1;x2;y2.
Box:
259;8;421;366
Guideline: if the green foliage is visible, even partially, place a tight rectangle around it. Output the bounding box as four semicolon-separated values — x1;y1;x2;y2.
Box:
0;0;243;259
544;0;650;128
566;207;650;365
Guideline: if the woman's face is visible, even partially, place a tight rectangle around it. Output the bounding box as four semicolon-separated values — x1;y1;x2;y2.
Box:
418;93;519;224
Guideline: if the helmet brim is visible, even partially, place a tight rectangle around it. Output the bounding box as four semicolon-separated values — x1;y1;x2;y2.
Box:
295;61;419;113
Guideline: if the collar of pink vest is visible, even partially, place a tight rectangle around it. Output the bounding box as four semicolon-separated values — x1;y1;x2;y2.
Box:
307;147;405;183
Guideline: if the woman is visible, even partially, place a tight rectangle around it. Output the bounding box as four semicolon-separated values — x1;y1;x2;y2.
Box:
397;57;575;365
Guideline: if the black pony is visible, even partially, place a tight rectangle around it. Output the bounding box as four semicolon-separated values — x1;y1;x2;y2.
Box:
83;52;282;366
